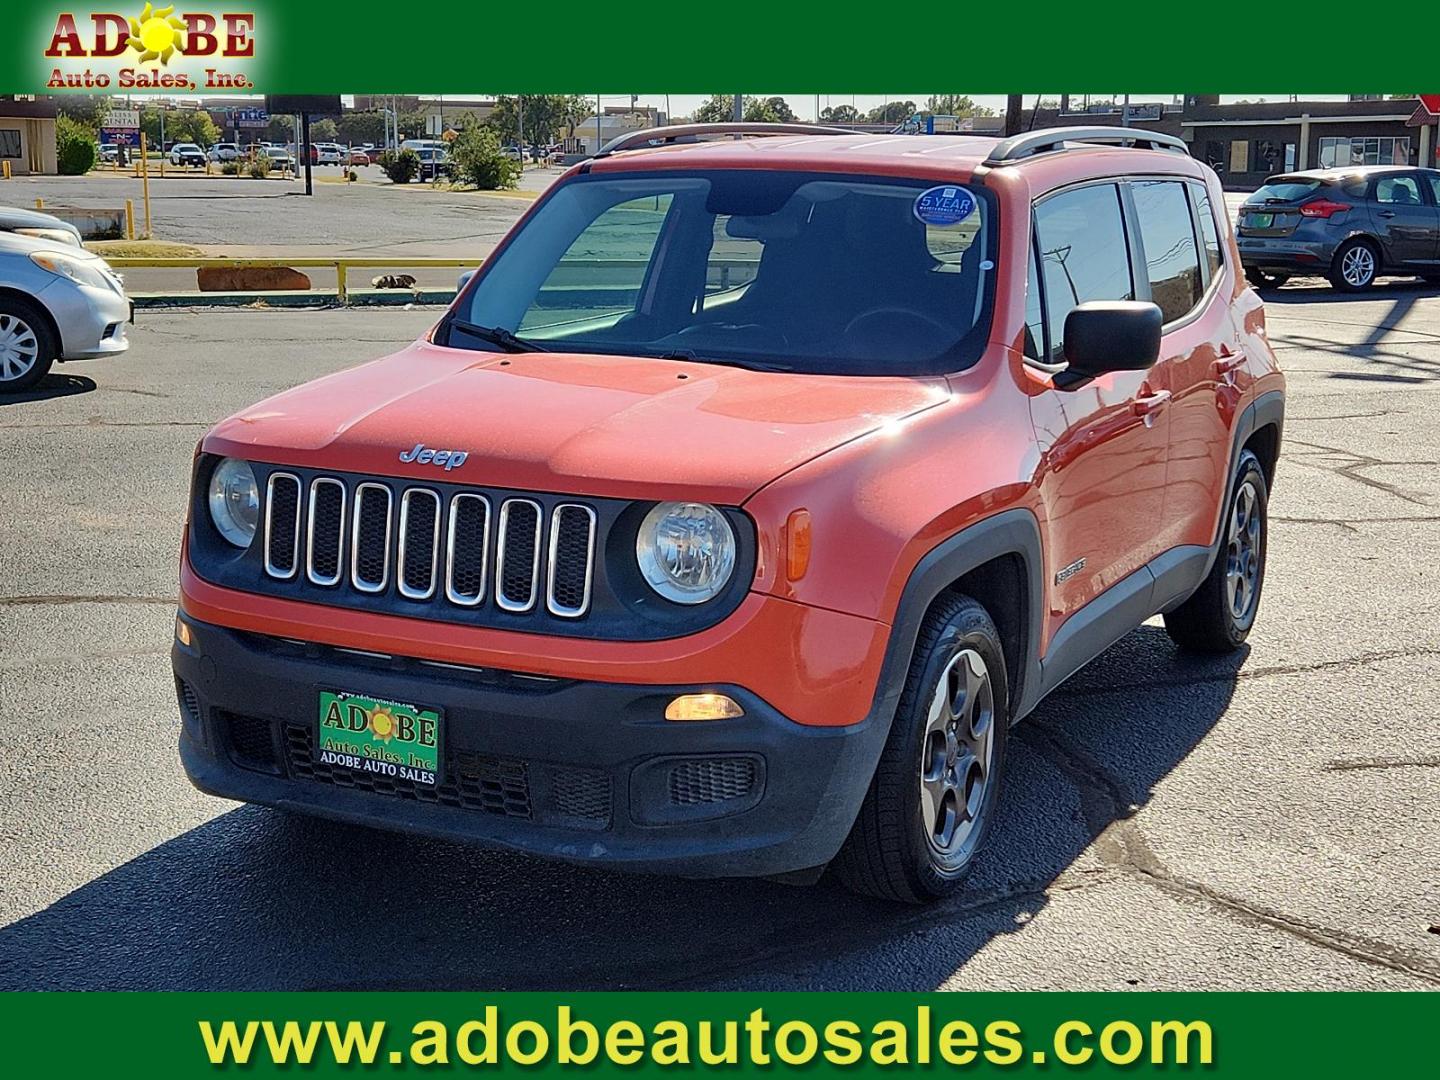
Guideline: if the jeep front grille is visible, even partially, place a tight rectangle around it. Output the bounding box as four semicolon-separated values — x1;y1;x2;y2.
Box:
264;474;598;618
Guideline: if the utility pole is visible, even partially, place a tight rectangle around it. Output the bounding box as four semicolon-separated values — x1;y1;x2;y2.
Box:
732;94;743;122
518;94;525;165
1003;94;1024;137
1121;93;1132;127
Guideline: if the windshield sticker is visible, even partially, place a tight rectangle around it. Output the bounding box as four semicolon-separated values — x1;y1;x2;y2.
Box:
914;186;977;227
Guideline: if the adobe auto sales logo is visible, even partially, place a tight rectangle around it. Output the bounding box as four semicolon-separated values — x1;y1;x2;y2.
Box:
42;4;260;92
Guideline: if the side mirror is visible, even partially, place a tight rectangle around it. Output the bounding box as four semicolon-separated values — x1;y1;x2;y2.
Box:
1055;300;1162;389
456;269;476;293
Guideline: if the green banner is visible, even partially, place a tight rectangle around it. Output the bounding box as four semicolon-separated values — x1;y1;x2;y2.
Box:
10;2;1440;93
0;993;1434;1074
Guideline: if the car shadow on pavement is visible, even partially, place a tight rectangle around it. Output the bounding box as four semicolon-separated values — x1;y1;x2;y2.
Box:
0;374;96;407
0;625;1245;990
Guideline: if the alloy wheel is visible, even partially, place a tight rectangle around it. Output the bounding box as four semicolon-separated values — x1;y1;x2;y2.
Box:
0;313;40;384
1226;478;1263;621
1341;245;1376;287
919;647;995;862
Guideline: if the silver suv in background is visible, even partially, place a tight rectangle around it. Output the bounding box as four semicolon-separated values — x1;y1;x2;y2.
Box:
1238;165;1440;291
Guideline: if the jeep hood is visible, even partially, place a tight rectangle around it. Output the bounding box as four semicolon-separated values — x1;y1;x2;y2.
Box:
202;341;950;503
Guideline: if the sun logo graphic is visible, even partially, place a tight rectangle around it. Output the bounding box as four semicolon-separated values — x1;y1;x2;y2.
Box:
367;708;398;742
126;3;187;64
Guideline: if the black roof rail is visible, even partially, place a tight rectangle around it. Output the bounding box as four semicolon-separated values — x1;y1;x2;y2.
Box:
594;122;854;158
984;125;1190;165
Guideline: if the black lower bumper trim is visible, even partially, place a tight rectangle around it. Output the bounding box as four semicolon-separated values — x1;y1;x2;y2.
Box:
173;617;888;878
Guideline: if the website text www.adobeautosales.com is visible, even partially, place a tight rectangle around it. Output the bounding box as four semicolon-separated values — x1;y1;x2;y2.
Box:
199;1006;1214;1068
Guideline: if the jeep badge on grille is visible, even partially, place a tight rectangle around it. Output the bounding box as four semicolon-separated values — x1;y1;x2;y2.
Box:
398;443;468;471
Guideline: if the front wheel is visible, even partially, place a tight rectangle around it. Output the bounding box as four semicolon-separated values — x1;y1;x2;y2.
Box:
0;297;57;393
833;594;1008;903
1330;238;1379;291
1164;450;1269;652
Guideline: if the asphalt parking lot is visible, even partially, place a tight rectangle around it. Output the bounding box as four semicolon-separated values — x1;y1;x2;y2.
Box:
1;286;1438;990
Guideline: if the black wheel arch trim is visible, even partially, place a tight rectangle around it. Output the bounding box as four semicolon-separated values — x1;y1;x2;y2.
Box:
864;508;1046;731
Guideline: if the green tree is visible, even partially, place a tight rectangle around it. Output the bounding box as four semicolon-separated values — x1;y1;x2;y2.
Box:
692;94;737;123
56;115;97;175
398;111;429;139
744;96;795;123
450;125;521;190
308;117;338;143
337;110;387;146
56;96;109;129
264;114;295;142
865;100;917;125
923;95;995;118
819;104;861;124
485;95;592;146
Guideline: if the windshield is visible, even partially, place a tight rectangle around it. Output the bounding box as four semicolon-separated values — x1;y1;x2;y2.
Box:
449;169;995;375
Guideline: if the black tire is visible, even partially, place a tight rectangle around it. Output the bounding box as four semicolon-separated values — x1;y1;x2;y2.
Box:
833;593;1009;903
0;296;57;393
1164;450;1269;652
1329;237;1380;292
1245;268;1289;289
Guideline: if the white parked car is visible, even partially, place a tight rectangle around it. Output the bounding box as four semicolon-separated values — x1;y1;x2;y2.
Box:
0;232;130;392
170;142;206;166
207;143;240;163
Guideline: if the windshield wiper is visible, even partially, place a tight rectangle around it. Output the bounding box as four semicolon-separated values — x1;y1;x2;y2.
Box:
445;318;549;353
655;349;794;373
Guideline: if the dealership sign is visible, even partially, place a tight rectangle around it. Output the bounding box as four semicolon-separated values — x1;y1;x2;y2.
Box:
40;4;263;92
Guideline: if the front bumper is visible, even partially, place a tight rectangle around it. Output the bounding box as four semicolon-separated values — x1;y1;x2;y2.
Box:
173;616;889;878
39;278;131;361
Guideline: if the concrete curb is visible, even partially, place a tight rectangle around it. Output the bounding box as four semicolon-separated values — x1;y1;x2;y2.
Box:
131;288;456;309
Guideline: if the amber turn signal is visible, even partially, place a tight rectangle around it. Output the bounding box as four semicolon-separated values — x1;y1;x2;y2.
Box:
175;616;192;647
665;693;744;722
785;509;812;582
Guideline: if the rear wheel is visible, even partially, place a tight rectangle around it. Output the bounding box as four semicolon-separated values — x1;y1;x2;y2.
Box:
1245;268;1290;289
833;594;1008;903
1330;238;1379;291
0;298;56;393
1164;450;1268;652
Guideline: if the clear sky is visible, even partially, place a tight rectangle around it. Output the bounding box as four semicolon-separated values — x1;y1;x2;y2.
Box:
596;94;1348;120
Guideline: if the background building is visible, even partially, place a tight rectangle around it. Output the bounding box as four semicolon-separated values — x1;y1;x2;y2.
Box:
0;96;58;175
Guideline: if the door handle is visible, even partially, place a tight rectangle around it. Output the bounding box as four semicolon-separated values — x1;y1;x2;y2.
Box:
1379;210;1398;218
1131;390;1172;416
1212;348;1246;376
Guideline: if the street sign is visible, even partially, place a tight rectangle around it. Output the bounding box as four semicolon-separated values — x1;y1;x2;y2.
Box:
101;129;136;145
103;108;140;131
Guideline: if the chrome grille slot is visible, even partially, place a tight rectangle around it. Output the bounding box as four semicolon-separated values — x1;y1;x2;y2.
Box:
445;493;490;605
350;483;392;593
496;499;542;612
398;488;441;600
546;504;596;617
264;472;302;579
306;478;346;586
251;469;604;626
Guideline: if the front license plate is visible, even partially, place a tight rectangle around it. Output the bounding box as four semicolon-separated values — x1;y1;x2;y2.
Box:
1246;212;1274;228
317;691;442;786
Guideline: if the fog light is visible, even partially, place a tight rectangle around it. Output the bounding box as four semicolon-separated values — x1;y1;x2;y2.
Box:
665;693;744;722
175;616;192;647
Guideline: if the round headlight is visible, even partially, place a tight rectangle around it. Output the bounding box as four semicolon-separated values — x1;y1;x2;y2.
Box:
208;457;259;548
636;502;737;604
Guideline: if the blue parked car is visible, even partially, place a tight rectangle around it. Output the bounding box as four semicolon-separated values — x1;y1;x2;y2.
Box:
1238;165;1440;291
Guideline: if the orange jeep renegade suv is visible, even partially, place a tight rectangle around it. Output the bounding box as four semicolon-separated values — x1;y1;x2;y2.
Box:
175;124;1284;902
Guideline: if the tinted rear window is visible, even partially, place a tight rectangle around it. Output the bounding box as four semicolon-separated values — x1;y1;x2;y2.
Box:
1251;179;1323;203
